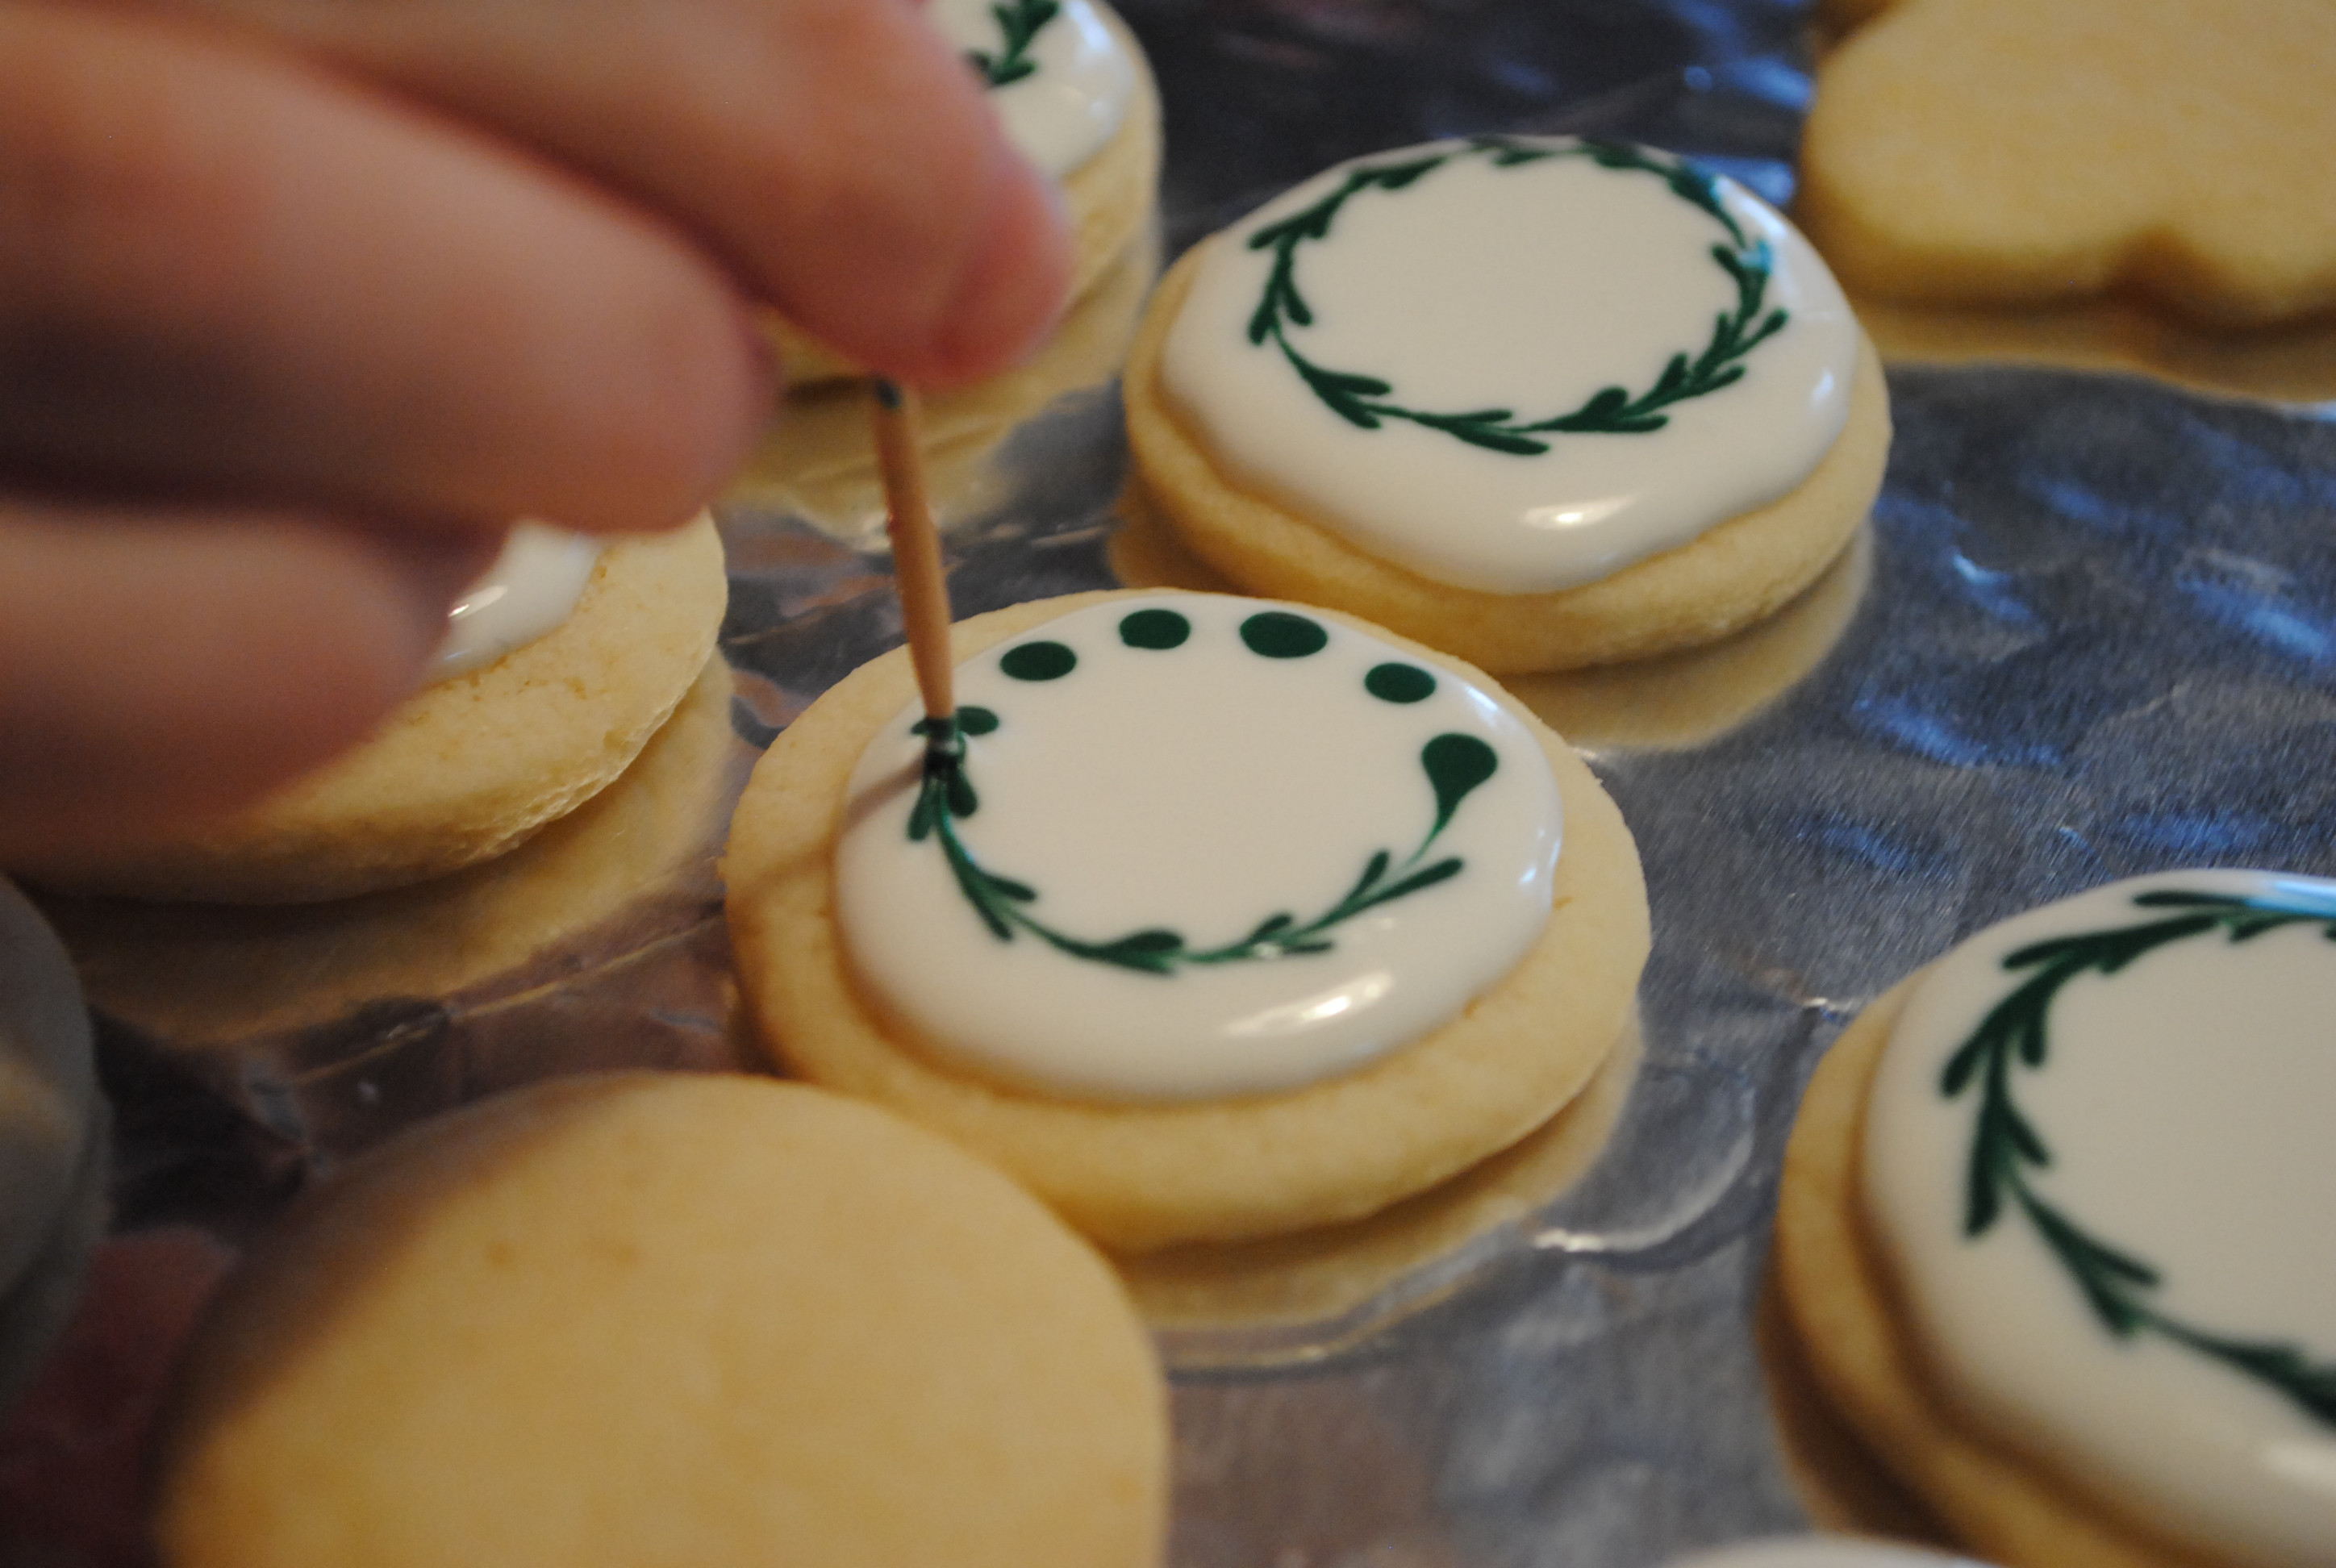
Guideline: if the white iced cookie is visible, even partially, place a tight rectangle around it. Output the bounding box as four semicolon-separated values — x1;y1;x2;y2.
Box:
1162;137;1858;592
835;593;1563;1101
776;0;1161;384
1776;869;2336;1568
1127;136;1891;673
19;518;728;903
940;0;1158;291
934;0;1134;178
727;590;1650;1252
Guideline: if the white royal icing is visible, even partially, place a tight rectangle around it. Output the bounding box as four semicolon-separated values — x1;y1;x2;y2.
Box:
429;523;601;683
1159;137;1860;594
1863;869;2336;1568
833;594;1564;1103
1659;1539;1989;1568
930;0;1134;180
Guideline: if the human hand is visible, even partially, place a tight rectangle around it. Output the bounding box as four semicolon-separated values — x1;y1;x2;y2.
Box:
0;0;1070;861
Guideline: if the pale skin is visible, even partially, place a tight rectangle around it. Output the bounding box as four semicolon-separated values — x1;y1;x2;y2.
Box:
0;0;1071;857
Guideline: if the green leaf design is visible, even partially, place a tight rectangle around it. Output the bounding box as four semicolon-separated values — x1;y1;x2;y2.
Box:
1940;887;2336;1429
1422;733;1498;843
905;710;1497;975
966;0;1060;87
1243;136;1792;456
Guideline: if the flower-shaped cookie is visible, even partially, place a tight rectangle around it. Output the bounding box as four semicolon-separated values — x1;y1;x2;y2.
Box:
1800;0;2336;327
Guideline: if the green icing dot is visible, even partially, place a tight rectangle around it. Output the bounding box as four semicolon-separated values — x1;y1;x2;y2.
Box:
1118;608;1191;650
1240;611;1328;659
999;641;1076;682
1365;663;1436;703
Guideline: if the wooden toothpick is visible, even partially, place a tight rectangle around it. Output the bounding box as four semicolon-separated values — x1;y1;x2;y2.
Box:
870;379;957;740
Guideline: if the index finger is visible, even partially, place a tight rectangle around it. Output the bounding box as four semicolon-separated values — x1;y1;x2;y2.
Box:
139;0;1078;387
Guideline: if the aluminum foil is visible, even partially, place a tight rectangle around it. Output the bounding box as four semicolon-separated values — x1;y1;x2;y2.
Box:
18;1;2336;1563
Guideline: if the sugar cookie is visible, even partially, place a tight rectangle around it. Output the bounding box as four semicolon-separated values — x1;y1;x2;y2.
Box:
36;657;741;1050
17;518;727;904
725;590;1649;1252
154;1072;1167;1568
1800;0;2336;327
1120;1009;1642;1336
1775;869;2336;1568
1124;136;1889;673
774;0;1161;385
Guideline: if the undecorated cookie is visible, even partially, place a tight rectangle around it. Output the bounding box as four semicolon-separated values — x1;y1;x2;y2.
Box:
153;1071;1168;1568
1800;0;2336;327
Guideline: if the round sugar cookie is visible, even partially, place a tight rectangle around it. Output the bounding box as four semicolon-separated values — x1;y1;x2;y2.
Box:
17;517;727;904
153;1071;1167;1568
0;877;106;1413
724;590;1649;1253
1775;870;2336;1568
35;658;743;1051
1124;136;1890;674
773;0;1161;386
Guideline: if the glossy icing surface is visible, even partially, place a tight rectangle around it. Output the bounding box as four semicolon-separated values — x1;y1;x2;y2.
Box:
1659;1540;1988;1568
1863;869;2336;1568
932;0;1134;180
833;594;1563;1102
430;524;601;683
1159;137;1859;594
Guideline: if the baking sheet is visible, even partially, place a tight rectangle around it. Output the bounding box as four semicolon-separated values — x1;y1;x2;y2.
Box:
15;1;2336;1563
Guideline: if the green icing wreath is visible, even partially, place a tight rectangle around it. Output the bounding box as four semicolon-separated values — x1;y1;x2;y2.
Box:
966;0;1060;88
898;610;1503;978
1242;136;1789;456
1941;886;2336;1425
908;707;1494;976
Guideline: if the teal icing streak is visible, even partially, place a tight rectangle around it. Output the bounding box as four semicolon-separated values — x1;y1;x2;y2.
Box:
1243;136;1789;456
907;724;1499;975
966;0;1060;88
1942;888;2336;1428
